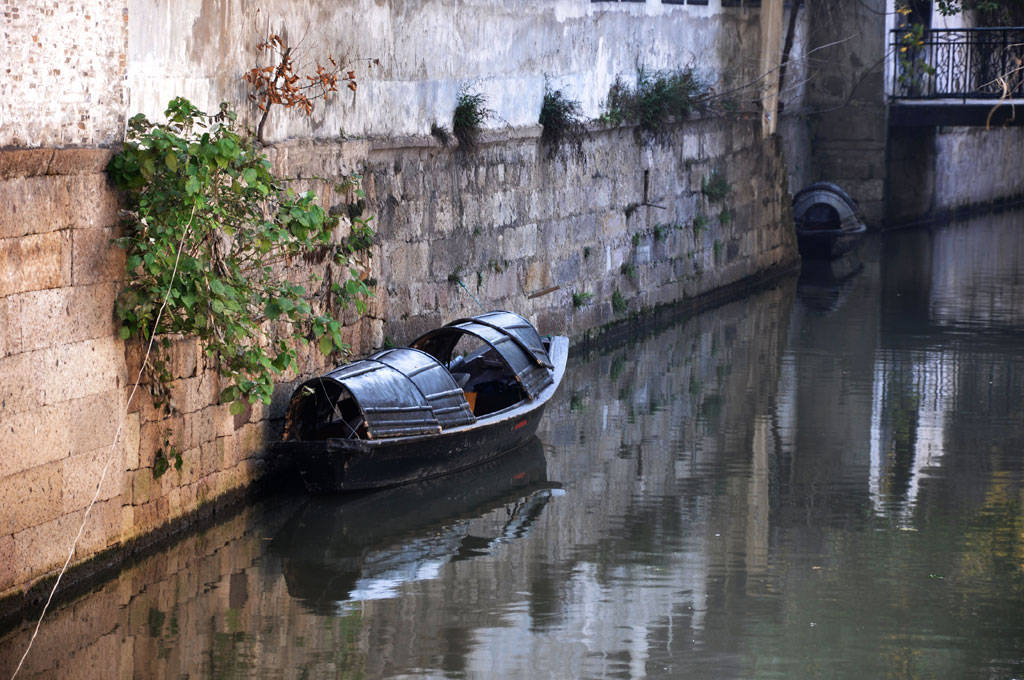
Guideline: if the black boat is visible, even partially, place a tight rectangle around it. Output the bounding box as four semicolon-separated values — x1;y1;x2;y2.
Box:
277;311;569;492
793;182;867;260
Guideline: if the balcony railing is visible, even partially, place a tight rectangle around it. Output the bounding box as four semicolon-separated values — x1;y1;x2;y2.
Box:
890;27;1024;100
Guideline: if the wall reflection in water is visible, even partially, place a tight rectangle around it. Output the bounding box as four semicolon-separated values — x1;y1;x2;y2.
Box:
2;211;1024;679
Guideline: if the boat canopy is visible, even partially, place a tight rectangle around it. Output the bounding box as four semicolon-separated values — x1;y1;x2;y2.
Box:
293;347;476;440
368;348;476;427
411;312;554;400
285;311;553;442
793;182;860;231
455;311;553;369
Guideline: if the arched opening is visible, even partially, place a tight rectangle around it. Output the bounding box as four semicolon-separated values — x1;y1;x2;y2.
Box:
802;203;842;231
286;381;366;441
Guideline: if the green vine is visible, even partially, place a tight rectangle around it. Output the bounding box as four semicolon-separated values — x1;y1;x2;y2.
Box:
108;98;373;416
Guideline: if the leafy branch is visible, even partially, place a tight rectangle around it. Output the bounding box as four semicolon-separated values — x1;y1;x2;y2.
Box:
107;98;373;416
242;33;358;144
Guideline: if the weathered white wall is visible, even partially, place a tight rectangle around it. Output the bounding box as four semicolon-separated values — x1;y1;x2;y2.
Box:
934;126;1024;209
0;1;127;147
126;0;762;141
2;0;766;147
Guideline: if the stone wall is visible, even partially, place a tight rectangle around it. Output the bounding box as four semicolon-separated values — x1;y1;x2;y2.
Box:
0;114;798;609
365;118;797;345
886;125;1024;225
933;126;1024;212
0;150;127;594
0;145;379;606
798;0;888;225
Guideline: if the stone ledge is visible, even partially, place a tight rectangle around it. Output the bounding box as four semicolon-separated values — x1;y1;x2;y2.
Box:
369;124;545;152
0;148;115;180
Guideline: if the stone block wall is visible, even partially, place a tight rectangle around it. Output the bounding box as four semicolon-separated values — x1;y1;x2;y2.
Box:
0;113;797;608
799;0;889;226
0;146;379;604
0;150;126;593
365;118;797;345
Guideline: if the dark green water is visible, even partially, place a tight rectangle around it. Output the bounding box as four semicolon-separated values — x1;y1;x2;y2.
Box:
3;211;1023;678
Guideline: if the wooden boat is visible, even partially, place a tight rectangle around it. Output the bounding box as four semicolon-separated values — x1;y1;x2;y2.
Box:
276;311;569;492
793;182;867;260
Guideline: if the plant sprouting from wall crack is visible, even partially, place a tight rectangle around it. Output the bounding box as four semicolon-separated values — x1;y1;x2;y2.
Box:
612;288;627;314
153;430;182;479
601;66;709;135
702;169;732;204
692;213;710;237
539;80;590;161
431;122;452;148
243;32;363;144
453;86;494;153
572;290;594;308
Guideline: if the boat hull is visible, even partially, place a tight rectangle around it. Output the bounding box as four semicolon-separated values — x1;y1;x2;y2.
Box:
275;404;547;492
275;333;569;493
793;182;867;261
796;224;865;260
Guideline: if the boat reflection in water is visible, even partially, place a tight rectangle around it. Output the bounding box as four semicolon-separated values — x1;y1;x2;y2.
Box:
269;436;560;614
796;249;865;315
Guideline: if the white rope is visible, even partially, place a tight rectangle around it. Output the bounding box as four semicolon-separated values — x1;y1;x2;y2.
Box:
11;206;196;679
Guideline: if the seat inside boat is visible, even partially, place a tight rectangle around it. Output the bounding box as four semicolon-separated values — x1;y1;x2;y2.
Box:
446;341;528;416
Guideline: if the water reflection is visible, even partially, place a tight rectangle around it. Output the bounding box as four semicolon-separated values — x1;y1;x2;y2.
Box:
271;437;560;614
2;211;1024;679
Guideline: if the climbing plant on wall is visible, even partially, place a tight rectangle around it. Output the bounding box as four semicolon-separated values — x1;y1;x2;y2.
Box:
108;97;373;416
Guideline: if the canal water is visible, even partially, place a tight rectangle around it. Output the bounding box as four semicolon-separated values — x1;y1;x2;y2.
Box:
2;210;1024;678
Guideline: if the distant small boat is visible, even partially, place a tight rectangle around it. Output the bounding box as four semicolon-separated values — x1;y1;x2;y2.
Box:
275;311;569;492
793;182;867;260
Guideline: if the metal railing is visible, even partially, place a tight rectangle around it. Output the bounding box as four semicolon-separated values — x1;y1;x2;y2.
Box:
890;27;1024;100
